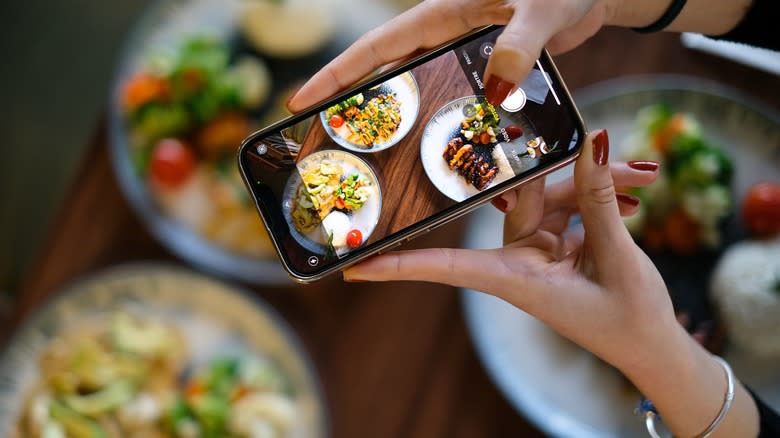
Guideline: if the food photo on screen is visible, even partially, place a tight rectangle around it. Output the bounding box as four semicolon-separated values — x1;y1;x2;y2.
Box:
241;26;579;273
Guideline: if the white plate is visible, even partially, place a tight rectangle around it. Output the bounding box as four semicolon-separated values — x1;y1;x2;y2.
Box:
319;72;420;153
0;264;328;438
461;76;780;438
282;149;381;255
420;96;537;202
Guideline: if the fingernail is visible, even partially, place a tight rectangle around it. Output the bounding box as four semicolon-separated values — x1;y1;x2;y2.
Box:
592;129;609;166
628;160;659;172
491;196;507;213
485;75;515;106
616;192;640;207
343;277;368;283
285;92;297;110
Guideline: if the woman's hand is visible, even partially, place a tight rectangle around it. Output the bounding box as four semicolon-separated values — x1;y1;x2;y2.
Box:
288;0;609;111
343;130;677;373
342;130;759;437
286;0;751;113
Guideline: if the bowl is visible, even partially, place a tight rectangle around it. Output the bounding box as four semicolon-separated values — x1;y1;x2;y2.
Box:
0;263;329;437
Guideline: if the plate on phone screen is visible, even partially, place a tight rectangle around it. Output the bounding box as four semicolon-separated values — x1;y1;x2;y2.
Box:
461;76;780;438
282;150;382;255
420;96;538;202
319;72;420;153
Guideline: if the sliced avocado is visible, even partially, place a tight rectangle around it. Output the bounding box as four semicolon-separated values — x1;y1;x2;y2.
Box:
63;379;136;416
111;313;175;357
49;400;108;438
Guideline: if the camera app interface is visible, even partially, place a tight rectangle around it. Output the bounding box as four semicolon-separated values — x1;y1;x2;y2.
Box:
243;27;581;273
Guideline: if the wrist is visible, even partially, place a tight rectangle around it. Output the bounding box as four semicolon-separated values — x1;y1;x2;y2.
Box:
602;0;753;35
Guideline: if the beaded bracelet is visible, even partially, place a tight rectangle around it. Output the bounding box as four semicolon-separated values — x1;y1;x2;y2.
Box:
632;0;688;33
635;356;735;438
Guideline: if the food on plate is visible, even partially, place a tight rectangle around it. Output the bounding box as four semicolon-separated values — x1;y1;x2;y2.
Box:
520;136;557;159
620;104;734;253
13;313;298;438
241;0;334;58
121;36;274;258
291;156;375;250
443;138;498;190
441;102;501;190
346;229;363;249
711;237;780;357
742;182;780;237
325;92;402;148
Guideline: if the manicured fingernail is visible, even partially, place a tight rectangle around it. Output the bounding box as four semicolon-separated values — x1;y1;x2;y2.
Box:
616;192;640;207
491;196;507;213
628;160;659;172
592;129;609;166
485;75;515;106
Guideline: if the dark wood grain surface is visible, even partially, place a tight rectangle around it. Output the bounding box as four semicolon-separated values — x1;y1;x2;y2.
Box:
297;51;471;242
6;27;780;438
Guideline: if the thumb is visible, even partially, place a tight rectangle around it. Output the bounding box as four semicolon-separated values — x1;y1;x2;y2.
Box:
483;5;556;106
574;130;635;261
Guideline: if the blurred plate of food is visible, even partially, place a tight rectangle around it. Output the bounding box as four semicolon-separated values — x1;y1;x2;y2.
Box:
319;72;420;153
0;263;328;438
461;75;780;438
108;0;406;284
420;96;533;201
283;150;381;256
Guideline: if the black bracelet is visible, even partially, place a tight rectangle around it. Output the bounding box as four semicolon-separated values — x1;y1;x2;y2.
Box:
632;0;688;33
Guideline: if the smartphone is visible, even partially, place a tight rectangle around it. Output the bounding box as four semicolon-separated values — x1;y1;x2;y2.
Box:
238;25;585;282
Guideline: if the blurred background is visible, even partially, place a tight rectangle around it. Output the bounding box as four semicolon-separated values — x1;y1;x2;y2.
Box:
0;0;153;300
0;1;778;437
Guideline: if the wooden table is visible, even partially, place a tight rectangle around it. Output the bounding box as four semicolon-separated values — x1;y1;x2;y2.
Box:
8;28;779;438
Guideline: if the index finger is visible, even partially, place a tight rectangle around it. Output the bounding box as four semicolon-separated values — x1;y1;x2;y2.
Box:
287;0;493;112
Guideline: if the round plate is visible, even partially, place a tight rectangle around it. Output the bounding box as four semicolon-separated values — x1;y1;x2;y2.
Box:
0;264;328;438
461;76;780;438
282;150;382;255
107;0;404;285
319;72;420;153
420;96;537;201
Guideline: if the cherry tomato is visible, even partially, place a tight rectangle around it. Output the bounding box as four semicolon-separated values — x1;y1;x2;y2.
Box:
150;138;196;189
346;229;363;249
480;132;491;144
122;73;169;111
663;209;700;254
329;114;344;128
742;182;780;237
196;112;251;158
505;125;523;141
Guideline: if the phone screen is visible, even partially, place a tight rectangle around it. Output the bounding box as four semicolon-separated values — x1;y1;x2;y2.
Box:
239;26;584;279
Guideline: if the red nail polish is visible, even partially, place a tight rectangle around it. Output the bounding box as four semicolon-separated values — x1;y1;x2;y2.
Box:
616;192;640;207
628;160;659;172
484;75;515;106
491;197;507;213
592;130;609;166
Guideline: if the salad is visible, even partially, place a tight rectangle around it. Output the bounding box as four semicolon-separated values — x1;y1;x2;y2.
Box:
325;92;402;148
121;36;274;258
13;313;297;438
621;105;734;253
292;159;372;248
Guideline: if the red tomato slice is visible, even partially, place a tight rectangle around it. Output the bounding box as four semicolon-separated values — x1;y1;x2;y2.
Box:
346;229;363;249
150;138;196;189
743;182;780;237
329;114;344;128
